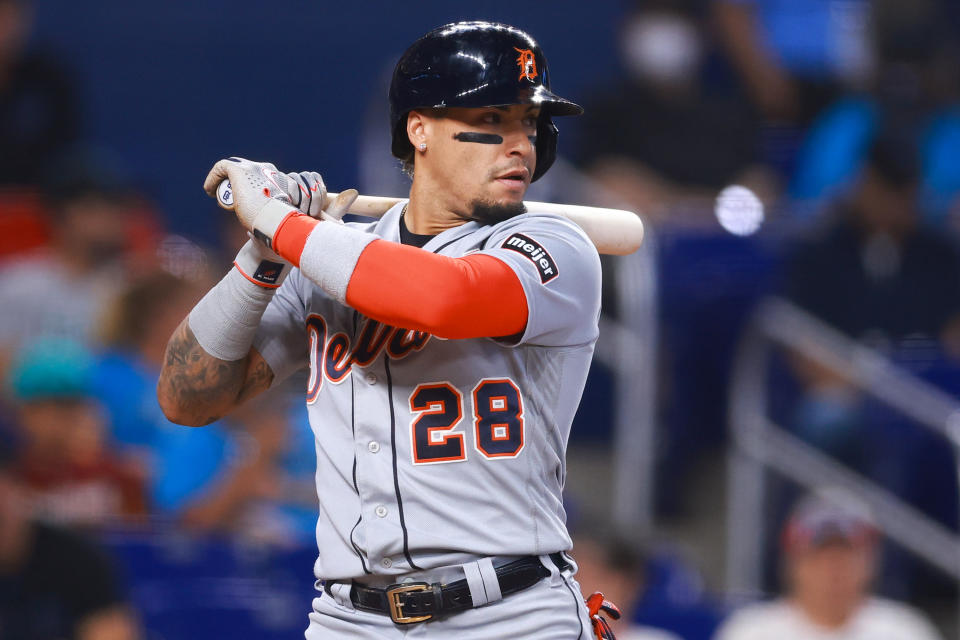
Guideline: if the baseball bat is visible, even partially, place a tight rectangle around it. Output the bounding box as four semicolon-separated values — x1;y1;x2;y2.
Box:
216;179;644;255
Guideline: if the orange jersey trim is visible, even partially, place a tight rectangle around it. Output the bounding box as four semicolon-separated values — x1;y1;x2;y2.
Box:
346;240;528;339
272;213;319;267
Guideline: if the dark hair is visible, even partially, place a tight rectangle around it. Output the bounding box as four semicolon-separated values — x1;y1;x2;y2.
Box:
602;535;647;575
574;525;648;575
400;152;415;179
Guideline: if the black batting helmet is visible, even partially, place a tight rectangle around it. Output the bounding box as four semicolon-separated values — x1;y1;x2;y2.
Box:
389;21;583;182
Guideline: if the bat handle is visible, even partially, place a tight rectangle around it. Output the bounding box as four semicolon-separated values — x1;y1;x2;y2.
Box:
216;179;236;210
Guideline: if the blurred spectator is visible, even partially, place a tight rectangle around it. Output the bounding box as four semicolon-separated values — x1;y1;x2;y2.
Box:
713;0;874;125
714;489;941;640
787;1;960;224
0;441;140;639
0;149;137;367
6;338;146;528
782;134;960;457
95;270;206;465
577;1;775;225
152;389;317;546
144;208;319;544
781;134;960;604
572;531;683;640
570;524;726;640
0;0;80;186
94;269;324;545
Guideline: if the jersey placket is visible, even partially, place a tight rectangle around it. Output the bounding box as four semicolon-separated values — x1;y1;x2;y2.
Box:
350;353;412;572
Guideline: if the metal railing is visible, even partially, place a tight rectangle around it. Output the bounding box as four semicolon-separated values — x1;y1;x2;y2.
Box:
546;158;661;535
726;298;960;602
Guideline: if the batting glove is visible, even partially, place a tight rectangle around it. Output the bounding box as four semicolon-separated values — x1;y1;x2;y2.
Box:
227;168;323;287
284;170;327;219
204;157;312;246
285;171;357;223
586;592;621;640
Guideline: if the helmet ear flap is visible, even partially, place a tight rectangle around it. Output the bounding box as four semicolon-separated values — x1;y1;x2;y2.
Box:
532;115;558;182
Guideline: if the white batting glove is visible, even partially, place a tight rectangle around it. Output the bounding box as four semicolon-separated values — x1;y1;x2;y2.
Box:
233;170;329;286
285;171;357;223
204;157;313;246
284;171;327;219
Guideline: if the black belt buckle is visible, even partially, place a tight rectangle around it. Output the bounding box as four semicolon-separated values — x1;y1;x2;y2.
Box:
386;582;433;624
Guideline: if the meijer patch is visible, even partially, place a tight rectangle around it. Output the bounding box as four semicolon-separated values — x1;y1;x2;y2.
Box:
501;233;558;283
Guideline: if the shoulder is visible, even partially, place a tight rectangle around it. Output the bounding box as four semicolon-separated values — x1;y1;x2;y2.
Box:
493;211;594;246
858;598;941;638
716;600;794;639
487;212;599;267
0;250;59;276
344;201;404;239
484;212;600;291
620;625;684;640
343;217;381;233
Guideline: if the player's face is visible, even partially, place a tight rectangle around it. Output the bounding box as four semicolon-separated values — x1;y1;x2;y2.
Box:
420;104;539;210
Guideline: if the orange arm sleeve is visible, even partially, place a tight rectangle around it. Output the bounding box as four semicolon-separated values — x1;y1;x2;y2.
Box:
345;239;528;339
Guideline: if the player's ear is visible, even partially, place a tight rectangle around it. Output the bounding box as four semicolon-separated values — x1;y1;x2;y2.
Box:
406;110;428;151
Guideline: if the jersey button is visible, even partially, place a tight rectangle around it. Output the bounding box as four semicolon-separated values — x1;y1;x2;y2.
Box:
375;505;388;518
365;372;378;385
368;441;380;453
381;557;393;568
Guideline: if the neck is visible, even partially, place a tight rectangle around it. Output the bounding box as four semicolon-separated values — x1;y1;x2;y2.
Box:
792;594;861;630
406;177;470;236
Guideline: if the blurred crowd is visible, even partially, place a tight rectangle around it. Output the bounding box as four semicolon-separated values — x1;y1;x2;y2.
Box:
2;0;960;637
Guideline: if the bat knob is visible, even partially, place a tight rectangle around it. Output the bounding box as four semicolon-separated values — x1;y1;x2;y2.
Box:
216;179;234;209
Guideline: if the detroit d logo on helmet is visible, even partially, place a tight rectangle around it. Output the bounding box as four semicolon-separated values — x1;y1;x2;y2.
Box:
514;47;538;81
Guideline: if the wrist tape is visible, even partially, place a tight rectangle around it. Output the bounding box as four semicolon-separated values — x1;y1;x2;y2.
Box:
252;199;299;249
273;215;375;303
188;267;276;361
233;239;291;289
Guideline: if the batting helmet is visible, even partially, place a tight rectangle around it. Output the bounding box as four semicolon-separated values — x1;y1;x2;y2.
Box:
389;21;583;182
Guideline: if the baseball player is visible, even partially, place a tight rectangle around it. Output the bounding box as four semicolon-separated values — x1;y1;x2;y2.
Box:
158;21;618;639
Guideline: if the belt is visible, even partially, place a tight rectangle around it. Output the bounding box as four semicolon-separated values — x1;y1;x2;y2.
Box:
325;553;571;625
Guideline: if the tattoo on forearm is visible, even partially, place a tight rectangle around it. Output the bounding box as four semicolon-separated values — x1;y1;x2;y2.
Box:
158;319;273;424
239;357;274;403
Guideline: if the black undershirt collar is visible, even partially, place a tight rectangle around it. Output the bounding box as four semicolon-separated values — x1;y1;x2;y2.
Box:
399;211;436;248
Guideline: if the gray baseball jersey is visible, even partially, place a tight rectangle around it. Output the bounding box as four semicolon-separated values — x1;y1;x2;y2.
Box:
253;202;601;581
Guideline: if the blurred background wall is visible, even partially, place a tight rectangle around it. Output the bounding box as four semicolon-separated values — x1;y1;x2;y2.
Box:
28;1;624;245
3;0;960;638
